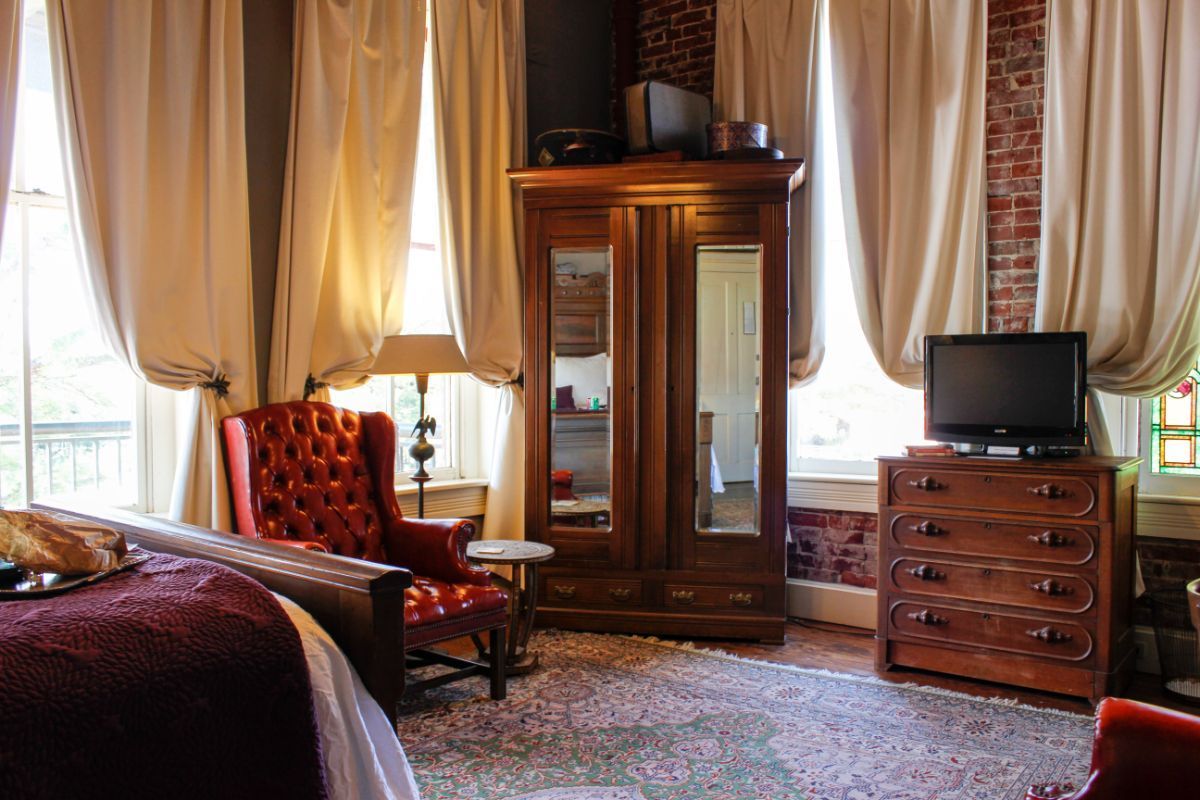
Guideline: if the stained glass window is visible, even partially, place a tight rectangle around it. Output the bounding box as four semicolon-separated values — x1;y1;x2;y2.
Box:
1149;362;1200;474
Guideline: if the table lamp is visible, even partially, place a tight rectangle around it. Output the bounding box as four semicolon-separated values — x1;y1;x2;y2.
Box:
372;334;469;518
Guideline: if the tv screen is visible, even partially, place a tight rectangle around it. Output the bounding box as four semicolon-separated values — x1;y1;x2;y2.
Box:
924;332;1087;447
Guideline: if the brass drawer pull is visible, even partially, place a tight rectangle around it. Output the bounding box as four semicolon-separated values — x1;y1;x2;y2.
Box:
609;588;632;602
910;521;944;537
671;590;696;605
1029;578;1074;596
908;476;943;491
552;585;577;600
1027;625;1073;644
729;592;753;607
1028;530;1072;548
907;609;948;626
1027;483;1066;499
907;564;944;581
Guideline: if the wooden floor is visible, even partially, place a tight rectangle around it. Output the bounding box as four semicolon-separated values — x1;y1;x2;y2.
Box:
698;618;1198;715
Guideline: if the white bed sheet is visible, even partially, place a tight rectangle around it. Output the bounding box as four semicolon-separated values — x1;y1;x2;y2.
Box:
274;594;421;800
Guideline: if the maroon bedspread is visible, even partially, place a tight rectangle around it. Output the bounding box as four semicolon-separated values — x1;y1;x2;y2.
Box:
0;553;327;799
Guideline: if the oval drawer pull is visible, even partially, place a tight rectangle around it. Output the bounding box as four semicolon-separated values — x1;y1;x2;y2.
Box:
609;588;632;602
907;564;944;581
1027;483;1066;499
910;521;945;537
729;592;753;607
908;476;943;491
552;584;577;600
1029;578;1074;596
907;609;948;626
1027;625;1073;644
671;590;696;605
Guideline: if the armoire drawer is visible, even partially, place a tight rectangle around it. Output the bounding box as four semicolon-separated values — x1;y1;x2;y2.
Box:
663;583;764;611
888;467;1098;519
542;576;644;607
889;558;1096;615
889;601;1094;663
887;512;1098;567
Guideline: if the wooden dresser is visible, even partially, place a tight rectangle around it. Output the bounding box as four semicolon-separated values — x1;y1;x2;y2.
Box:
876;455;1140;701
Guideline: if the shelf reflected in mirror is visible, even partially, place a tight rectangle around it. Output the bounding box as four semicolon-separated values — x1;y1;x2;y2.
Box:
549;247;613;531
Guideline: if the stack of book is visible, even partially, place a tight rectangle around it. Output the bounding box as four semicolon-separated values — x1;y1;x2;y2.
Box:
905;443;957;457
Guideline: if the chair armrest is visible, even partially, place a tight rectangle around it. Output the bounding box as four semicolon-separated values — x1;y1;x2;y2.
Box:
1028;698;1200;799
381;516;491;586
261;537;331;554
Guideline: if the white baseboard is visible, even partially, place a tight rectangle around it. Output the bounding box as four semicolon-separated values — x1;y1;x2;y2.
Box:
786;578;877;630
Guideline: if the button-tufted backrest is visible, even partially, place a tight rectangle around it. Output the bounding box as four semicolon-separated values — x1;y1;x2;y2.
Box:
222;401;398;561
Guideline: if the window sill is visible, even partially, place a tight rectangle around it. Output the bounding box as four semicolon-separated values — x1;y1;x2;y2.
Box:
394;478;488;519
787;472;877;513
787;474;1200;541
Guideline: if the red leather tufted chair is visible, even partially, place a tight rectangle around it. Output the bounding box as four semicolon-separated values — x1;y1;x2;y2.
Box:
1026;697;1200;799
551;469;577;501
222;401;507;700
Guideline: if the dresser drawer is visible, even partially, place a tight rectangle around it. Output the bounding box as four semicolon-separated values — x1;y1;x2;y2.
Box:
889;558;1095;614
663;582;764;611
889;601;1094;663
887;512;1098;567
542;576;644;607
889;467;1098;518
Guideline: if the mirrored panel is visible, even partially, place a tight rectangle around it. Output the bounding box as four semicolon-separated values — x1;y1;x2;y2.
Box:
696;246;762;535
549;247;613;530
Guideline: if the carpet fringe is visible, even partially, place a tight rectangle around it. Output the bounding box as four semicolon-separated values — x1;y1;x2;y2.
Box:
613;633;1095;721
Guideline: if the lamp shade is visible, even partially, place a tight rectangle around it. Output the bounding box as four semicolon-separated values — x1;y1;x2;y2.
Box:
371;334;470;376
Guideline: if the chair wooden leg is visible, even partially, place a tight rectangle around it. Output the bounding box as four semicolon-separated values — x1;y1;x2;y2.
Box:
489;626;507;701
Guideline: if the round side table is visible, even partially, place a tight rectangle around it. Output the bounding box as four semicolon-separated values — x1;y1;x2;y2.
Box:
466;539;555;675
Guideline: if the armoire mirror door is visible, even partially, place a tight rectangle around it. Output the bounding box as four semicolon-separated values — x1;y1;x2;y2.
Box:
695;246;762;536
549;247;613;532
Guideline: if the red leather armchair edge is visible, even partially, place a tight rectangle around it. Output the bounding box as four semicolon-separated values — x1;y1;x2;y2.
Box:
1027;697;1200;799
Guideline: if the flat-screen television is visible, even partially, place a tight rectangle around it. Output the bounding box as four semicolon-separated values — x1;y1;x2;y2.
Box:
924;332;1087;448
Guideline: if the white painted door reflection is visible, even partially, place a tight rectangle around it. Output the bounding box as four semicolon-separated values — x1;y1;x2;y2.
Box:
696;246;761;535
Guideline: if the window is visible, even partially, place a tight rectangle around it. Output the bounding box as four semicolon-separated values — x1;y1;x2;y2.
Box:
788;11;926;476
331;16;461;482
0;0;145;509
1147;363;1200;476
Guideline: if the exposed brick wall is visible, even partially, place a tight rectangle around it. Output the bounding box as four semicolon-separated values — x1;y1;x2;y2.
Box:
1135;537;1200;626
634;0;716;100
788;509;878;589
985;0;1046;334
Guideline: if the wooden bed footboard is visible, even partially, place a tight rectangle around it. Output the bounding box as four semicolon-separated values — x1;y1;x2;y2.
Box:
33;502;411;726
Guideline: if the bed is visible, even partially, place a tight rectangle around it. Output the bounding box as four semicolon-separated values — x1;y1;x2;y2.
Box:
21;502;422;800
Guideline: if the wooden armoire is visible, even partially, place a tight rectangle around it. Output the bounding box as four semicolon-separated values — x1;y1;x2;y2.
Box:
510;159;806;642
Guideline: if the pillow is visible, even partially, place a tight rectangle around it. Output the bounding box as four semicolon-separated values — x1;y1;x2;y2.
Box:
555;353;609;408
555;385;575;410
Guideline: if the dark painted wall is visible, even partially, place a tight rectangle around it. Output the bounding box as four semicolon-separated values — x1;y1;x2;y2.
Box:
242;0;294;400
525;0;614;164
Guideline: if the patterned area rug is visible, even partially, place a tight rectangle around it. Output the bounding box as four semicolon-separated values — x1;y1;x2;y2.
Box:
397;631;1093;800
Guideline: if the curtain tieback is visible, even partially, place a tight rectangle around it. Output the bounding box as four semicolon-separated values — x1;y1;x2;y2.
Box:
200;374;230;397
304;374;329;400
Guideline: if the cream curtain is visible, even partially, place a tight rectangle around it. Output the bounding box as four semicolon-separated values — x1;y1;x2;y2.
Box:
715;0;823;386
0;1;20;239
827;0;986;388
429;0;526;540
46;0;257;529
1036;0;1200;456
269;0;425;403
